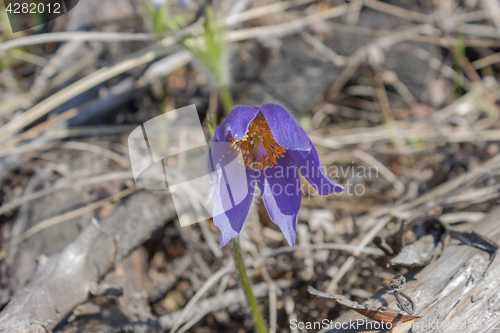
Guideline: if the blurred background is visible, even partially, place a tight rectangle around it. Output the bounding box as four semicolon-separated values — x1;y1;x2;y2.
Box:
1;0;500;332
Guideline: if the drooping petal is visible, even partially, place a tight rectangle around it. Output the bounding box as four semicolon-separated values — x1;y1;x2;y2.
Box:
287;146;345;195
208;142;255;248
213;105;260;143
259;104;312;152
211;167;256;248
208;140;238;183
256;155;301;247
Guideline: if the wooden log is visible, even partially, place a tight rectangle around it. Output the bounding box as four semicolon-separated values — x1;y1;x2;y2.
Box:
322;206;500;333
0;191;175;332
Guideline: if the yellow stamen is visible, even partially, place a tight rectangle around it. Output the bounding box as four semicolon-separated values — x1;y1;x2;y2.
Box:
229;113;286;170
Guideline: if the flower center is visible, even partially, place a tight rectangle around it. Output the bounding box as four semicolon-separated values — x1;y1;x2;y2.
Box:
229;113;286;170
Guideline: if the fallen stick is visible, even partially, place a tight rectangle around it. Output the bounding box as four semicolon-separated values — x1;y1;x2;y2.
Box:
0;191;176;332
113;280;290;332
320;206;500;333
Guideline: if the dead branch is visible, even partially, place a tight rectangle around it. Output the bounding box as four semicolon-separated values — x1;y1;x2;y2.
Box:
0;191;176;332
319;206;500;333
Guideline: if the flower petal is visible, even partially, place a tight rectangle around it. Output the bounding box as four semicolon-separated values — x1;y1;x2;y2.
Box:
212;167;256;248
256;156;301;247
259;104;312;152
287;146;345;195
213;105;260;143
176;0;197;9
150;0;166;8
209;141;254;248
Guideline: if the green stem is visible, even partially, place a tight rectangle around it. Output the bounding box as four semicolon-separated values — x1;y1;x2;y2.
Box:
219;84;234;115
231;236;267;333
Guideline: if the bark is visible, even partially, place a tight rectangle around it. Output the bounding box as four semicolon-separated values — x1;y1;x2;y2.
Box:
324;206;500;333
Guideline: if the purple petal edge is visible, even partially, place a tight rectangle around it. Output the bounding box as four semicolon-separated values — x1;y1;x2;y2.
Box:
256;156;301;247
212;168;256;248
259;104;311;152
287;146;345;195
213;105;260;143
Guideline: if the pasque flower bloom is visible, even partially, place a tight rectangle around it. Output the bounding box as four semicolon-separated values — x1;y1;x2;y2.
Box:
150;0;196;9
209;104;344;248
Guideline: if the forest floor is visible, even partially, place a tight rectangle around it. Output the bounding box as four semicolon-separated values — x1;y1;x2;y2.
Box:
1;0;500;332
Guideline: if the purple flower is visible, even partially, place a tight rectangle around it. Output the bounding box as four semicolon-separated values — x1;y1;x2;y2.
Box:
176;0;197;9
209;104;344;248
150;0;167;9
150;0;197;9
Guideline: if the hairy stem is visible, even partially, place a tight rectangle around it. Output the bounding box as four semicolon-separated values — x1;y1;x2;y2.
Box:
231;236;268;333
219;84;234;115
